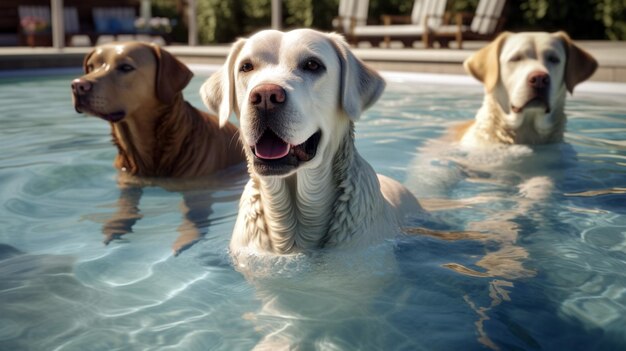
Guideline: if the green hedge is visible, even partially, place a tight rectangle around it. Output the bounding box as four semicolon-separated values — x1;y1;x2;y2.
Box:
155;0;626;44
428;0;625;40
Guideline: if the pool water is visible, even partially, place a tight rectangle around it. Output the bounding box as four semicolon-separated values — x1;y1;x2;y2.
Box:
1;69;625;350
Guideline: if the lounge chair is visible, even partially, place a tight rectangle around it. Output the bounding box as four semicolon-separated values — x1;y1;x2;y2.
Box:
427;0;507;49
332;0;370;36
350;0;448;48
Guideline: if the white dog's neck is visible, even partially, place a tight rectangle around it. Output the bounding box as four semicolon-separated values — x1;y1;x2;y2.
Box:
239;127;387;254
474;93;567;145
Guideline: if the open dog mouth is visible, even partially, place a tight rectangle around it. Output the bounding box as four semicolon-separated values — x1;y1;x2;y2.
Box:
251;129;322;176
511;96;551;114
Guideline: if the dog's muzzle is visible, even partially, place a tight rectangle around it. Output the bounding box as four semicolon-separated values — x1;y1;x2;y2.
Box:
71;78;126;123
511;71;551;114
246;83;322;176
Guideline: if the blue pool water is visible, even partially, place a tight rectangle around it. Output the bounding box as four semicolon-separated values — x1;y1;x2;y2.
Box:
0;68;625;350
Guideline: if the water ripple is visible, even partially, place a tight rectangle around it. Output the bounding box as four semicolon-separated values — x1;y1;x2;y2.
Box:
1;74;626;350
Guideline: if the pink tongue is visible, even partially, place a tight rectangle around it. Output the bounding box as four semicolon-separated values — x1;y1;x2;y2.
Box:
255;130;290;160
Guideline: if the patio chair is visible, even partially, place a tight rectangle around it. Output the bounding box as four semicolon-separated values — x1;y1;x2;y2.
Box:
350;0;448;48
332;0;370;36
426;0;508;49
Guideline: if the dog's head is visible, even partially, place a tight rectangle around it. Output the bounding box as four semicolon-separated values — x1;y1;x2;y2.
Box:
464;31;597;134
201;29;385;177
71;42;193;123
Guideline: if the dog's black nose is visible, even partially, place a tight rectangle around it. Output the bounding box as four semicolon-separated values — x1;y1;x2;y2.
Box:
250;84;286;110
528;71;550;89
71;78;92;95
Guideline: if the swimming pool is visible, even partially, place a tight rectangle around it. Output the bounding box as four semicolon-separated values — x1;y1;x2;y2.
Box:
0;67;625;350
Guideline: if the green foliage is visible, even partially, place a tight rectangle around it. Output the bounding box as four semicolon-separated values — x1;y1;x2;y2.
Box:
369;0;414;17
595;0;626;40
284;0;313;28
242;0;271;34
311;0;339;30
448;0;480;13
150;0;187;42
197;0;243;43
507;0;610;39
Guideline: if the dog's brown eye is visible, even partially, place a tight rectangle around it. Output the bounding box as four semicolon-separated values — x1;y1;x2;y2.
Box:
303;59;323;72
305;60;319;71
547;55;561;64
117;64;135;73
509;55;522;62
240;62;254;73
85;64;94;73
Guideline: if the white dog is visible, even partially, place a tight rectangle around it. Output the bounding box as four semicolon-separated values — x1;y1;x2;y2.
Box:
201;29;420;258
406;33;598;328
456;31;598;146
408;31;599;283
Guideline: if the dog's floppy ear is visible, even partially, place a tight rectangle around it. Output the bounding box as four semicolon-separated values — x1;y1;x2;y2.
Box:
464;32;510;93
327;33;385;121
553;31;598;94
201;38;246;127
151;44;194;104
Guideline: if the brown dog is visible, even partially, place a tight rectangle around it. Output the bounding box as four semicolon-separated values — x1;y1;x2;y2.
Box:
72;41;244;176
71;42;246;253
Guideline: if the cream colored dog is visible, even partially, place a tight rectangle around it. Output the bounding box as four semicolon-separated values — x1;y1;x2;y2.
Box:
409;32;598;307
456;31;598;146
201;29;420;258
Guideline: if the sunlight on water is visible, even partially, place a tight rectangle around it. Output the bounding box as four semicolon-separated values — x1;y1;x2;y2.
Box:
0;71;625;350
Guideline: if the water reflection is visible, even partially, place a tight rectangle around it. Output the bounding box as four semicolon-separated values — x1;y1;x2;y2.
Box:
83;167;247;255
